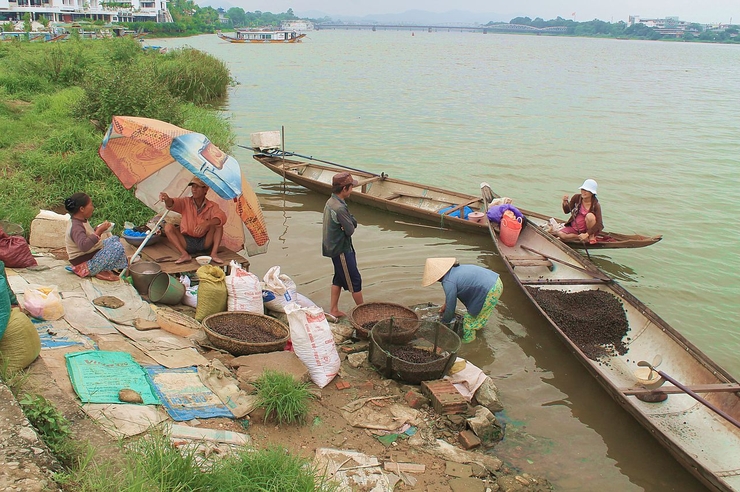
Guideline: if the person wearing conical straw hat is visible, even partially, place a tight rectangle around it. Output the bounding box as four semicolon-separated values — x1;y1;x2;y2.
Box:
556;178;603;245
421;258;503;343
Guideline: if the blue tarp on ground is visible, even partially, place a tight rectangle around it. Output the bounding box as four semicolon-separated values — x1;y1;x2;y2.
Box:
144;365;233;421
65;350;159;404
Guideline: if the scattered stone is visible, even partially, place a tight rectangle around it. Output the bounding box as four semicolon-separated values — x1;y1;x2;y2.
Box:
18;427;39;443
233;351;310;384
498;475;526;492
93;296;124;309
458;430;481;450
469;462;488;478
340;341;370;353
467;406;503;444
473;377;504;414
329;321;355;344
449;477;486;492
447;414;466;428
118;388;143;404
515;475;530;485
358;380;375;392
445;461;473;478
347;351;368;368
404;390;427;409
335;381;351;390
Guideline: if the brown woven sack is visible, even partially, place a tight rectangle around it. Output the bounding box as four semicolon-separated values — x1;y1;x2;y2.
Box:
0;308;41;373
195;265;227;321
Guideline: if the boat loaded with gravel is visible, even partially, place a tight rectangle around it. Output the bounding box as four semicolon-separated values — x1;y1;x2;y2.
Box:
481;183;740;492
249;142;661;250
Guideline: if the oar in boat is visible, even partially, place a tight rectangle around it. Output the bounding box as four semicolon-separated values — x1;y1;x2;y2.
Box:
519;245;611;282
637;360;740;430
241;145;384;178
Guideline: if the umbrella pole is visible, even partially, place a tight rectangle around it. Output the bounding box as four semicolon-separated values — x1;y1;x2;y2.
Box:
120;209;172;278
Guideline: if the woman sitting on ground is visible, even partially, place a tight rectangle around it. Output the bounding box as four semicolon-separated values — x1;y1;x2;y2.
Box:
556;179;604;245
64;193;128;282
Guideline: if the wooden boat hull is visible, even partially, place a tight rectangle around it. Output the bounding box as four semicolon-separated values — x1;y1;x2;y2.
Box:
481;185;740;492
217;31;306;43
253;153;662;249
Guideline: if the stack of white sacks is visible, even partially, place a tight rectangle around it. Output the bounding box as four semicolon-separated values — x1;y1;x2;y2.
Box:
182;263;340;389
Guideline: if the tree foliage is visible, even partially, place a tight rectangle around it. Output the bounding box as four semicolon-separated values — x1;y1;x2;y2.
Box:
488;16;739;43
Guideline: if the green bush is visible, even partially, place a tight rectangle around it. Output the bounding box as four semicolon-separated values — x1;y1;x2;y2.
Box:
76;63;184;127
155;47;233;105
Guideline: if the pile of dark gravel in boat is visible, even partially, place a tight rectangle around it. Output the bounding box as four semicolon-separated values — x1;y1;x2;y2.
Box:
526;287;630;361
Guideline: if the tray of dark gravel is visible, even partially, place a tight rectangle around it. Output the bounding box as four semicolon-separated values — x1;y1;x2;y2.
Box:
202;312;290;355
526;287;630;361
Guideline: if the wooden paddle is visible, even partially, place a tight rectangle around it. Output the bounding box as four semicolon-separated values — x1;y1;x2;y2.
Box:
519;245;611;281
637;360;740;429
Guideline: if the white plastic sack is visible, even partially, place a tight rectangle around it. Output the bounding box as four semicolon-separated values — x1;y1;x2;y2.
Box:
262;266;297;313
295;292;317;308
23;285;64;320
226;261;262;313
284;302;340;388
178;276;198;309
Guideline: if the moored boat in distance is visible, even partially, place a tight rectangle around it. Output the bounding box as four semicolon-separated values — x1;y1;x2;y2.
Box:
480;183;740;492
249;140;661;250
216;29;306;43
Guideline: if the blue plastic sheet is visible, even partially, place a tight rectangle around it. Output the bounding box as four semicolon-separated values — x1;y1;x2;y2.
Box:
145;365;233;421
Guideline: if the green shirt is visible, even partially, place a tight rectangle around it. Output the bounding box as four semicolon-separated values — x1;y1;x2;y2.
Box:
322;194;357;257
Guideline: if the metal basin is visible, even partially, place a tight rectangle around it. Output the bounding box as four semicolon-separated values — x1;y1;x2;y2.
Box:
128;261;162;295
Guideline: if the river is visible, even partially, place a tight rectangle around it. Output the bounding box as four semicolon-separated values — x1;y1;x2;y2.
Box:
154;31;740;491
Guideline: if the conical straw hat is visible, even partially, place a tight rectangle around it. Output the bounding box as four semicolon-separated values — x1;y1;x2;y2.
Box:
421;257;457;287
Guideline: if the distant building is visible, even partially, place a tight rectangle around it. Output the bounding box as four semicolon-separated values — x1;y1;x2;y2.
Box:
281;20;313;31
0;0;172;24
627;15;697;36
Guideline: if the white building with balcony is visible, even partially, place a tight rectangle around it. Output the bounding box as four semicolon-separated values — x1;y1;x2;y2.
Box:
0;0;172;24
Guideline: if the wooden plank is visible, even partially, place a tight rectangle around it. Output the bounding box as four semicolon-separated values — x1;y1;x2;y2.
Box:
383;462;426;473
123;237;248;275
442;198;480;216
509;258;553;268
622;383;740;396
519;278;609;285
355;175;384;188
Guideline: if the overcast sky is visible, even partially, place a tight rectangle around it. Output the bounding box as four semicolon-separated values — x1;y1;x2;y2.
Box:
231;0;738;24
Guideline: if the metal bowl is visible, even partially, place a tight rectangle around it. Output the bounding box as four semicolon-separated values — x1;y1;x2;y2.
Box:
123;233;163;247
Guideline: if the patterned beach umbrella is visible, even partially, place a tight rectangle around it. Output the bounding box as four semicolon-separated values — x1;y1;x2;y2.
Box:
99;116;269;256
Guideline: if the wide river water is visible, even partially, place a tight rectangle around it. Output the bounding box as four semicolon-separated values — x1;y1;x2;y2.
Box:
155;31;740;490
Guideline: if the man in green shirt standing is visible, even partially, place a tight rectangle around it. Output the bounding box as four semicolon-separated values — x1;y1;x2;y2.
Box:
322;172;364;318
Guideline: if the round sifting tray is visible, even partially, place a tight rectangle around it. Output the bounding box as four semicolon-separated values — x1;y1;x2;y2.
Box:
369;319;460;384
202;311;290;356
349;302;420;339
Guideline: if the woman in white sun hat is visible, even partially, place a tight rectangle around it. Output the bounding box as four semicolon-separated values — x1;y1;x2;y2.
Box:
421;258;503;343
556;178;604;245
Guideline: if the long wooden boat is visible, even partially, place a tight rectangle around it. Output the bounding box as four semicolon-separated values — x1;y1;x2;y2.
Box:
252;150;662;249
480;183;740;491
217;30;306;43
